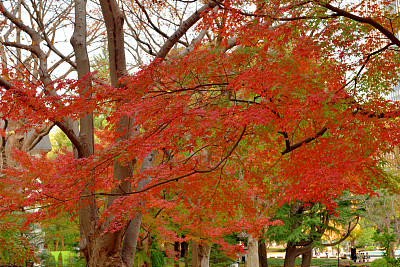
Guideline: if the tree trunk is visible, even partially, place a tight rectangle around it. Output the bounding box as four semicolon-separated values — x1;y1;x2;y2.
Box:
191;240;211;267
248;235;259;267
60;235;65;251
174;241;181;267
301;250;312;267
71;0;98;265
389;243;396;258
138;231;152;267
84;235;126;266
181;241;188;258
121;213;142;266
258;240;268;267
284;245;297;267
182;241;189;267
71;0;132;265
191;240;199;267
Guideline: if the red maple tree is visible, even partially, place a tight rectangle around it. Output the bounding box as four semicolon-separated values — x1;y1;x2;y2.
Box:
1;0;400;266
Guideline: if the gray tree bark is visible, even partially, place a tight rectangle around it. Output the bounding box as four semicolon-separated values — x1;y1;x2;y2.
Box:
247;235;260;267
70;0;97;263
191;240;211;267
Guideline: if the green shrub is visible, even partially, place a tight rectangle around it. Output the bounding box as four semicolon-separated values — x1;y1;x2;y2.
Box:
151;250;165;267
37;250;57;267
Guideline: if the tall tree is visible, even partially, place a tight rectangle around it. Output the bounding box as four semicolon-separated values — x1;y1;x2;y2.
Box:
267;197;361;267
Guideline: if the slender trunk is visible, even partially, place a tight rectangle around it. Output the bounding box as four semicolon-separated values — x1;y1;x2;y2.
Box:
98;1;142;264
181;241;188;258
182;241;189;267
258;240;268;267
146;235;153;267
389;244;396;258
138;231;152;267
71;0;98;265
122;152;157;266
0;37;6;67
60;235;65;251
387;223;395;258
174;241;181;267
248;235;259;267
121;213;142;265
284;245;297;267
301;250;312;267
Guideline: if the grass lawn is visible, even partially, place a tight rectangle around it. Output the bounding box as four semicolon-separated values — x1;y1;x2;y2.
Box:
267;258;365;267
50;251;81;266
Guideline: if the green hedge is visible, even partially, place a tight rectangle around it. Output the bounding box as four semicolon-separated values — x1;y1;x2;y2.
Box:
370;258;387;267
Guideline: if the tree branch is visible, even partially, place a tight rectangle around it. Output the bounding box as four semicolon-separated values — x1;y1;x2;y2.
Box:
25;122;55;152
317;1;400;47
94;125;247;196
134;0;189;48
281;126;327;155
322;216;360;247
156;0;220;59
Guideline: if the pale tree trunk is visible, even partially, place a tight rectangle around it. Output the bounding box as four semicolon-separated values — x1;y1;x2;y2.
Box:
137;231;152;267
248;235;260;267
191;240;211;267
78;0;130;263
122;152;157;266
70;0;98;264
72;0;137;265
385;220;396;258
78;0;151;264
121;213;143;265
191;240;199;267
0;37;6;67
60;235;65;251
